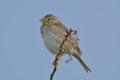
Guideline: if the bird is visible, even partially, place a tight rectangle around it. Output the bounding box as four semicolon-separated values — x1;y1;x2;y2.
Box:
39;14;91;72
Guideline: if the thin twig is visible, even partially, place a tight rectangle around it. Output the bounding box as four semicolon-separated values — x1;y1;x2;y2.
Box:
50;28;73;80
59;28;73;55
50;67;57;80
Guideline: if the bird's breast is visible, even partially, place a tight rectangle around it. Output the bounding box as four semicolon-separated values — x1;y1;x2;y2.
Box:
41;26;61;54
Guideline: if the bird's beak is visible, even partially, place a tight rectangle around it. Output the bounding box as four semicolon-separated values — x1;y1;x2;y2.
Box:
39;18;46;23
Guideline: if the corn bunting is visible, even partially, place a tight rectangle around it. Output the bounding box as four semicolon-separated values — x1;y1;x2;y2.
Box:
39;14;91;72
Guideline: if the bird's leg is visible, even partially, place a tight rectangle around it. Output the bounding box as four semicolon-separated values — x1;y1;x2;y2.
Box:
53;54;61;67
65;54;73;63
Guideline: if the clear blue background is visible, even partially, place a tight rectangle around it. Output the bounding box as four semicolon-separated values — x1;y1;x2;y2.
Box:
1;0;120;80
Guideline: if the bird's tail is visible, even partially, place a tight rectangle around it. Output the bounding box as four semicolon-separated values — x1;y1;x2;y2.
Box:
73;53;91;73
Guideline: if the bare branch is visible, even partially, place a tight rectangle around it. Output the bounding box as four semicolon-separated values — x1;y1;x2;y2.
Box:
50;28;73;80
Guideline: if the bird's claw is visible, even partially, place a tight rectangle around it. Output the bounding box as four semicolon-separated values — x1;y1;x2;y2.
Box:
53;54;61;67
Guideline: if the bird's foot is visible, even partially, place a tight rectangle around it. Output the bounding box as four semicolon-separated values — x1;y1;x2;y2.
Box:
65;54;73;63
53;54;61;67
72;30;79;40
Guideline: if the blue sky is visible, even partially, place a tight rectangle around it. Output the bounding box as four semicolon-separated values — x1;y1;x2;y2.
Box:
0;0;120;80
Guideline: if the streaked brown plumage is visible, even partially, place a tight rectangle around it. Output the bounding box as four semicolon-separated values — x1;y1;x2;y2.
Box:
40;14;91;72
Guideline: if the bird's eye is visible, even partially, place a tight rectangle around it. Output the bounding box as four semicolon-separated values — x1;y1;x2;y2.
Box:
47;19;50;21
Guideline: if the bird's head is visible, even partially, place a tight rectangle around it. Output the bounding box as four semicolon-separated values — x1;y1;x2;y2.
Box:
40;14;60;25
